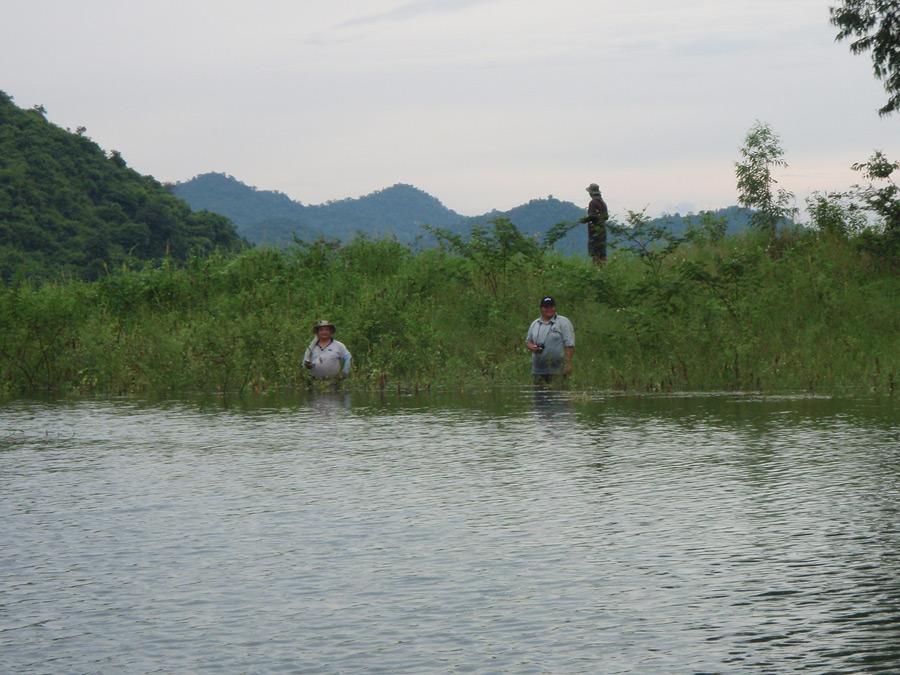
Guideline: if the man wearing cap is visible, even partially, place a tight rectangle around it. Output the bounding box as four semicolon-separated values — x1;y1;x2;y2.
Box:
580;183;608;263
303;320;352;379
525;297;575;384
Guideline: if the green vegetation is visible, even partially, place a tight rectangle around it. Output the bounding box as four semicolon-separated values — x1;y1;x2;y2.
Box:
0;92;247;283
3;213;900;398
735;121;798;235
3;86;899;400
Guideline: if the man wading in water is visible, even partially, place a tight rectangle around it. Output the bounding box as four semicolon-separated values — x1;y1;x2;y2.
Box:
303;320;352;380
525;297;575;386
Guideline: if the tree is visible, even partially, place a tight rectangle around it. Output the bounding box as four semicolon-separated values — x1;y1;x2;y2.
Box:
108;150;126;168
850;150;900;231
806;191;868;237
607;209;690;276
734;121;797;235
423;218;547;295
830;0;900;116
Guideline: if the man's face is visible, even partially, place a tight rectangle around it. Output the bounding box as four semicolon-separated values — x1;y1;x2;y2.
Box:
316;326;334;340
541;304;556;319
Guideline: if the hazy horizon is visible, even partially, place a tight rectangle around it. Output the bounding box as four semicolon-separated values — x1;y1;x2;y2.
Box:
3;1;892;219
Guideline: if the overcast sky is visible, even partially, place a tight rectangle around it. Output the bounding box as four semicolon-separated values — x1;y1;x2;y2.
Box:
2;0;894;218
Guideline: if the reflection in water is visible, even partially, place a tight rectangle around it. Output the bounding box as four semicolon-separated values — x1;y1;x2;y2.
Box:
2;391;900;673
530;388;576;420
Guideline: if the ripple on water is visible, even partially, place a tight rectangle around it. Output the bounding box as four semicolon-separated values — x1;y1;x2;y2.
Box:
2;393;900;673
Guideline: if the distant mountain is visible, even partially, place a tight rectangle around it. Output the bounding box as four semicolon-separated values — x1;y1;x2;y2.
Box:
656;205;753;236
299;183;466;242
170;172;305;230
171;172;756;256
172;173;587;249
460;197;588;254
171;174;462;245
0;93;247;282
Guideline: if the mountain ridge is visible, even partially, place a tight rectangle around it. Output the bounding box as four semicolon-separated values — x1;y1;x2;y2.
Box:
172;173;590;251
0;93;247;282
172;172;750;254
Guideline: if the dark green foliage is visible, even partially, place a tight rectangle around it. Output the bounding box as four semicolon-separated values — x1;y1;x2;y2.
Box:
850;151;900;232
0;92;247;282
0;282;85;391
459;197;587;254
831;0;900;116
806;192;868;238
3;216;900;398
424;218;553;295
608;209;692;275
817;151;900;263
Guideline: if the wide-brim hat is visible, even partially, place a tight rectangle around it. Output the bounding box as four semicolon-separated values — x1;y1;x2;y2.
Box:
586;183;601;195
313;320;336;333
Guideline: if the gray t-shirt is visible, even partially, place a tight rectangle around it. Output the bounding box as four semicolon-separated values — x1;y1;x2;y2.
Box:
525;314;575;375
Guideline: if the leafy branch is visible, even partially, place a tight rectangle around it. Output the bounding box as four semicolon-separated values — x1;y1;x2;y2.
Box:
423;217;575;295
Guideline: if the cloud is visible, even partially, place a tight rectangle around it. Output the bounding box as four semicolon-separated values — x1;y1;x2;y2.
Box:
1;0;887;218
338;0;498;29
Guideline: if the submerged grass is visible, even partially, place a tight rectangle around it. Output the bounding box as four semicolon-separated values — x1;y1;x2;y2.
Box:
2;226;900;398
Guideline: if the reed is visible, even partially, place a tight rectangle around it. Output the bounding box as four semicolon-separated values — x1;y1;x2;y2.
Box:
2;224;899;397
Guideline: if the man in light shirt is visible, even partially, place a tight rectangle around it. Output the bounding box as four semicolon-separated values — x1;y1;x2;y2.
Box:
525;297;574;386
303;320;352;379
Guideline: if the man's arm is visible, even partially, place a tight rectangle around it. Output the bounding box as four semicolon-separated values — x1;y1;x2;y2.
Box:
525;321;541;353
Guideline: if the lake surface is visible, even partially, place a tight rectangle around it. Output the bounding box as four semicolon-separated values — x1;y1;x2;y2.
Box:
2;390;900;674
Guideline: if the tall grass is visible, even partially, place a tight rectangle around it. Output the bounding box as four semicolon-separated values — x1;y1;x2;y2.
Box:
2;224;899;397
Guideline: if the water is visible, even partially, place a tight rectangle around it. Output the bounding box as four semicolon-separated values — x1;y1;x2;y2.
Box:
2;390;900;674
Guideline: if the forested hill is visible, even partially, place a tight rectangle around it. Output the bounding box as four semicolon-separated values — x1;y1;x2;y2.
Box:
172;173;469;244
172;173;589;248
173;172;751;254
0;92;247;282
169;172;312;236
173;173;596;252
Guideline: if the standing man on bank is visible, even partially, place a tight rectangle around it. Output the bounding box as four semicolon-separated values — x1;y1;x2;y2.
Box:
525;297;575;385
581;182;608;263
303;320;352;379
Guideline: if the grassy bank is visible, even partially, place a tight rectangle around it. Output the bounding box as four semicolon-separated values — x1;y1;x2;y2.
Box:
2;222;900;398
